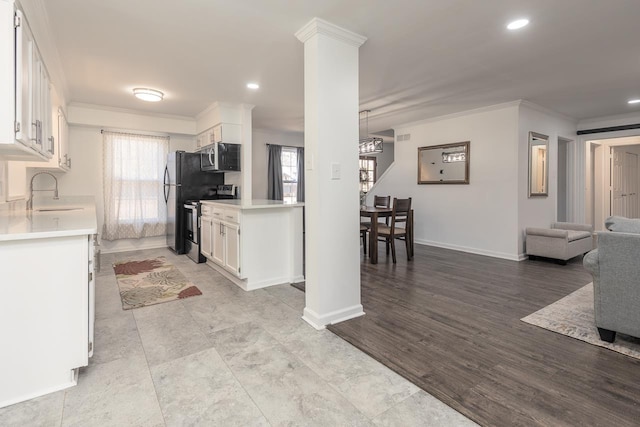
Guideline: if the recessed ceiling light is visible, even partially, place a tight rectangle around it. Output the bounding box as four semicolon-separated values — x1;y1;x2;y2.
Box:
507;18;529;30
133;88;163;102
629;99;640;105
246;83;260;90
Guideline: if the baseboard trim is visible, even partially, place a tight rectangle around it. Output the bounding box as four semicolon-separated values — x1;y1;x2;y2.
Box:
204;260;304;291
302;304;365;330
100;243;168;254
414;239;521;261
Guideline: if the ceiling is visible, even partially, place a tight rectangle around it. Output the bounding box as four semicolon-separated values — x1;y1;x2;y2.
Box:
36;0;640;134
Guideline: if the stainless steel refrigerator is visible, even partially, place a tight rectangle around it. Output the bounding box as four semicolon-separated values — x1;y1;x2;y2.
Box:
164;151;224;254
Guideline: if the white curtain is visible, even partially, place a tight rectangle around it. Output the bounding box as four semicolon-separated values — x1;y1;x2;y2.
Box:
102;131;169;240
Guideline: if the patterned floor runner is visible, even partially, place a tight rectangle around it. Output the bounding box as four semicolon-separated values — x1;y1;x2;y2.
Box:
113;257;202;310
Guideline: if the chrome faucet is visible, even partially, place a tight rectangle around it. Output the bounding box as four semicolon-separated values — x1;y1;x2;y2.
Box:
27;171;59;210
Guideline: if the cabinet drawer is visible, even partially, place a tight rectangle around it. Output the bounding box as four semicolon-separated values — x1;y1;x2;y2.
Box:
222;209;240;224
202;204;216;217
212;208;224;218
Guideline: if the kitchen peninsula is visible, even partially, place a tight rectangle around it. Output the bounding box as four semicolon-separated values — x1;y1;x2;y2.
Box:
0;197;97;408
200;199;304;291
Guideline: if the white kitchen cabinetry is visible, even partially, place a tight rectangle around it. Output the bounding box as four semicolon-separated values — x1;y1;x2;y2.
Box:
0;198;97;408
200;200;304;291
223;220;240;274
200;208;213;259
0;2;52;161
202;205;241;276
196;123;242;151
196;127;213;150
26;106;71;171
212;123;241;144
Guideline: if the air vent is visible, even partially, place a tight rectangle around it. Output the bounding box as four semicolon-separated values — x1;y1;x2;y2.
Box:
397;133;411;141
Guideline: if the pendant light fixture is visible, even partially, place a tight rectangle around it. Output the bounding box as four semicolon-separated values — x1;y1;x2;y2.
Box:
359;110;383;155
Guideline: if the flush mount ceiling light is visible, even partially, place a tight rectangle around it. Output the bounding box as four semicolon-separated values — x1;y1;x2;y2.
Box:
247;82;260;90
507;18;529;30
359;110;383;155
628;99;640;105
133;88;163;102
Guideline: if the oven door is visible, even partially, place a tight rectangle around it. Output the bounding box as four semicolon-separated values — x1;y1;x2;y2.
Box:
184;204;198;244
200;143;218;171
184;203;204;263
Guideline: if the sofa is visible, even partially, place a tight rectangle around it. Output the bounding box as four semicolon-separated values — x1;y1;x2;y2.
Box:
583;216;640;343
525;222;594;264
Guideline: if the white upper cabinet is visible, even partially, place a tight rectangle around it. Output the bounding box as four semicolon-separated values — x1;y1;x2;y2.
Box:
0;1;52;161
196;123;242;151
212;123;241;144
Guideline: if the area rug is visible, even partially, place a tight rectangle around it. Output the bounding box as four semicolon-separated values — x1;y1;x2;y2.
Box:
113;257;202;310
521;283;640;360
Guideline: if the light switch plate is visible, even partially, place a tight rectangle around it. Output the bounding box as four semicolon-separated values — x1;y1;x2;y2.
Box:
331;163;341;180
305;154;314;170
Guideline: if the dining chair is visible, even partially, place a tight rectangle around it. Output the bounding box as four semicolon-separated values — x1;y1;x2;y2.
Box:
360;224;368;254
361;195;391;229
376;197;413;263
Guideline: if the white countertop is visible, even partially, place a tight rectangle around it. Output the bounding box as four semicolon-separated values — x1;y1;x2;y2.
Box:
201;199;305;210
0;196;98;241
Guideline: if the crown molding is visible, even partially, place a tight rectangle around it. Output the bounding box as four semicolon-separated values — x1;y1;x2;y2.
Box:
295;17;367;47
67;102;195;122
519;100;577;124
394;100;523;130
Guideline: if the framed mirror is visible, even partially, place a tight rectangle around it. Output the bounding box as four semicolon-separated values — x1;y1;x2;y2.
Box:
528;132;549;197
418;141;470;184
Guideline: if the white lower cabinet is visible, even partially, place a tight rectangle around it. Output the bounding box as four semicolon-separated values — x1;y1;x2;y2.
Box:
211;218;225;267
201;214;212;259
0;233;95;408
199;201;304;291
223;221;240;275
201;209;242;277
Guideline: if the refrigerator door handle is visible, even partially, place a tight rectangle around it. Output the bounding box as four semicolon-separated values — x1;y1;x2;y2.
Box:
163;166;170;203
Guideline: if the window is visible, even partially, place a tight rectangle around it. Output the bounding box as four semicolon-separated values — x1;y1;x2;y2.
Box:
102;131;169;240
359;156;376;193
282;147;298;203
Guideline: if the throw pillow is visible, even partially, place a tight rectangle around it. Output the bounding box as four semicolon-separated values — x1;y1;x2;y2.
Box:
604;216;640;234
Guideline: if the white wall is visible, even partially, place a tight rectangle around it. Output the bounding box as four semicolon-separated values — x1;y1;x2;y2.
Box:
42;104;198;253
55;125;195;253
251;128;304;200
517;103;577;255
372;103;521;259
366;142;394;179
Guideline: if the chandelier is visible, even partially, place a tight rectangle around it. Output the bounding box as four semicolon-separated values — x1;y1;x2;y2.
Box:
359;110;383;154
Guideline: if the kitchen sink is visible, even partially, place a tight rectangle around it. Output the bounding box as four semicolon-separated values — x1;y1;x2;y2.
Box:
35;207;84;212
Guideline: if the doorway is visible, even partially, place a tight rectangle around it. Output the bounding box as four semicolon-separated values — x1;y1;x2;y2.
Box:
557;137;571;222
588;136;640;230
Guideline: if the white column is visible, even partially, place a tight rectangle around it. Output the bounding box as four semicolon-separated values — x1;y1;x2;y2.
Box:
240;104;254;203
295;18;367;329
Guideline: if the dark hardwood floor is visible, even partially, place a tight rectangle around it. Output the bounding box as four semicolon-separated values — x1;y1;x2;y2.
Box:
328;243;640;426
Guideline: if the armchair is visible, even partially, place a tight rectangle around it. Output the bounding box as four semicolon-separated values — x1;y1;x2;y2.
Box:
584;218;640;343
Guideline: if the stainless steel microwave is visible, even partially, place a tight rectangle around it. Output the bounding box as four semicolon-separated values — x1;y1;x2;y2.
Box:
200;143;241;172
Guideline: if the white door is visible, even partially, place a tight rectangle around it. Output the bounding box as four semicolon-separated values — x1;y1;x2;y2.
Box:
611;148;625;216
224;222;241;277
212;219;225;266
200;217;212;259
625;152;638;218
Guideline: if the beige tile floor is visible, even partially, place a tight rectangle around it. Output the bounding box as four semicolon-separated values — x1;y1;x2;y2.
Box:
0;248;477;427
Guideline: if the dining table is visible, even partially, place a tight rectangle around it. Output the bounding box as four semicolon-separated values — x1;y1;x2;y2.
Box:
360;205;414;264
